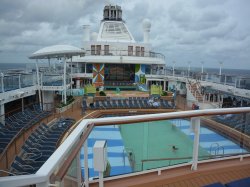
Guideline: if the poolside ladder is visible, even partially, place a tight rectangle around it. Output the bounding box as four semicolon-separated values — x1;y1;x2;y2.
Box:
210;143;219;155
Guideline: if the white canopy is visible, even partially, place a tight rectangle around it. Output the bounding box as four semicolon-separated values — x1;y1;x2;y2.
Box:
29;45;85;59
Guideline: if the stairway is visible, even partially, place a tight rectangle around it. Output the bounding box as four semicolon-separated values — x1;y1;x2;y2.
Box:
188;82;203;102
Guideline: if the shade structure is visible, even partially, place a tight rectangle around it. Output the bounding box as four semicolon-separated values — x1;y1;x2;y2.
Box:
29;45;85;59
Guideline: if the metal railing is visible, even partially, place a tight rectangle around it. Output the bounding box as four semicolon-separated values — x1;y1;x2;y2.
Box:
0;74;36;93
84;49;165;60
0;107;250;187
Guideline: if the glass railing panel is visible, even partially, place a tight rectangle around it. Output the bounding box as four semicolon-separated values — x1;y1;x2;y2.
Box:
224;75;236;86
0;75;3;93
200;114;250;161
20;74;35;88
3;75;19;91
84;50;165;60
42;75;63;86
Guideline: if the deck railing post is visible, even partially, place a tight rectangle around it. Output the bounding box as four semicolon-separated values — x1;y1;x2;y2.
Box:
77;151;81;187
1;73;4;92
84;140;89;187
36;181;50;187
191;117;200;171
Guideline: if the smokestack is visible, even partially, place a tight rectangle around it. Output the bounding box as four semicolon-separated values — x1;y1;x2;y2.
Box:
83;25;90;42
142;19;151;43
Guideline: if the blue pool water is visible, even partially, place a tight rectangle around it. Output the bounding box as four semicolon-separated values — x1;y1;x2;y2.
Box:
80;125;132;178
171;119;248;155
81;119;248;179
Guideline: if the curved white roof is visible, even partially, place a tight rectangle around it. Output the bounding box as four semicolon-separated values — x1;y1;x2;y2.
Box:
97;21;135;42
29;45;85;59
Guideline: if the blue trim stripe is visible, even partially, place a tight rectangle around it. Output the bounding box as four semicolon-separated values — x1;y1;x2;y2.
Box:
189;134;227;142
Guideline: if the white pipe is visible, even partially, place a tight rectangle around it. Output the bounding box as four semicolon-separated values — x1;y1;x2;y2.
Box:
63;57;67;104
36;59;42;109
84;141;89;187
191;117;200;170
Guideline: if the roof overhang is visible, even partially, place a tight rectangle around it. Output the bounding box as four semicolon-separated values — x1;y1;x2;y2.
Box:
29;45;85;59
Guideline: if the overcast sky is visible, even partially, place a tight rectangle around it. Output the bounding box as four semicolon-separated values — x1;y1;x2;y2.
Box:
0;0;250;70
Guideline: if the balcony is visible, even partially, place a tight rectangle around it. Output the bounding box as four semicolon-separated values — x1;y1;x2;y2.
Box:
74;49;165;65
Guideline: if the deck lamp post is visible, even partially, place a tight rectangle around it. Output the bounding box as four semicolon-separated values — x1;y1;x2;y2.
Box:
201;61;204;81
219;61;223;76
201;61;204;74
188;61;191;78
172;61;176;77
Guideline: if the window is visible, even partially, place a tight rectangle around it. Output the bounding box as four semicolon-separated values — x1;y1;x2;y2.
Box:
136;46;140;56
104;45;109;55
96;45;101;55
141;47;145;57
91;45;95;55
128;46;133;56
86;64;93;73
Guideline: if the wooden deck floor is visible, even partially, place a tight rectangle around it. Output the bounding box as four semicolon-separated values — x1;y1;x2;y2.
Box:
89;157;250;187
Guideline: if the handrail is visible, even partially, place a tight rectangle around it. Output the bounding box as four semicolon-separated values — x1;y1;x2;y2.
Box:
140;152;250;170
210;143;220;155
1;107;250;187
84;49;165;60
55;123;94;181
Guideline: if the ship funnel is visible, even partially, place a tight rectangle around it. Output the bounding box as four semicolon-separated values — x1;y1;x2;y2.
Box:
142;19;151;43
83;25;90;42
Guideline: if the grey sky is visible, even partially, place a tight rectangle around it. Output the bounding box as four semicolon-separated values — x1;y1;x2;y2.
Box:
0;0;250;70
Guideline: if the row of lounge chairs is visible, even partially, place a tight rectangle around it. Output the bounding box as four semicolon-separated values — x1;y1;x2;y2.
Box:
104;81;135;86
82;97;172;111
9;118;75;175
212;114;250;135
0;105;51;153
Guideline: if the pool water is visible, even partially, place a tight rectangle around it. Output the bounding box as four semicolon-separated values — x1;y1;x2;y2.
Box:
81;119;248;178
120;120;209;171
172;119;248;155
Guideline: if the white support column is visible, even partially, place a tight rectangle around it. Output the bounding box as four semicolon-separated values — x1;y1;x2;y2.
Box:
191;117;200;171
36;181;50;187
1;73;4;92
70;57;73;95
63;57;67;104
99;172;104;187
18;74;21;89
36;60;42;108
163;81;166;91
76;80;80;89
0;104;5;125
84;141;89;187
77;151;82;187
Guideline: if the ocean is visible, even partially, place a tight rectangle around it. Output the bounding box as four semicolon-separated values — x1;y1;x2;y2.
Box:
0;63;249;77
0;63;36;73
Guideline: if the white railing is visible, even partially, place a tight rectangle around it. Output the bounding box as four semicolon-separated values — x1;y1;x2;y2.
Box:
1;107;250;187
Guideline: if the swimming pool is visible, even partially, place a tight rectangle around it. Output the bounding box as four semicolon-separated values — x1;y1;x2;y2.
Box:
80;118;248;178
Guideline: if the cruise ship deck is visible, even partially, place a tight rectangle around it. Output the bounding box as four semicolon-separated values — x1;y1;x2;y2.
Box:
1;2;250;187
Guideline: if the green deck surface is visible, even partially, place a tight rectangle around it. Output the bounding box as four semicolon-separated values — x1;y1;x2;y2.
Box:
120;120;209;171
